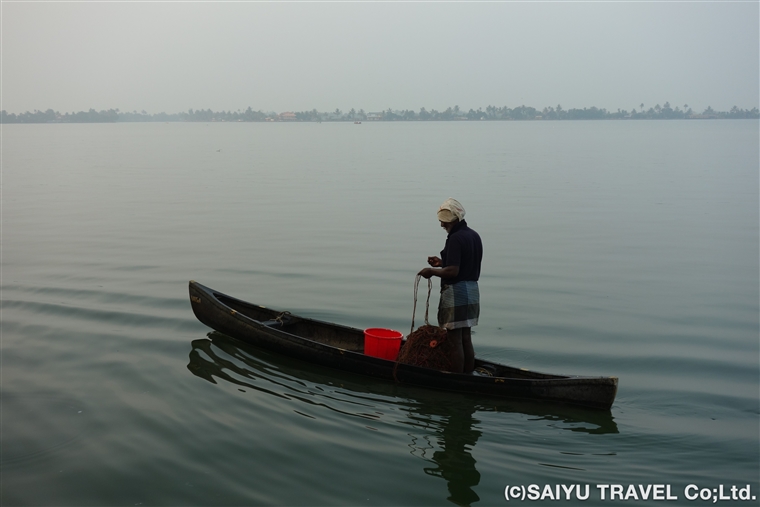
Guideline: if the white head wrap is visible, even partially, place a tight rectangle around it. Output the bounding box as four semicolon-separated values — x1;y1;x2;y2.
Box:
437;198;465;223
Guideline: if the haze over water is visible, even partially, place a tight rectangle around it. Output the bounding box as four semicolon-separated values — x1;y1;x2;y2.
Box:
2;120;758;505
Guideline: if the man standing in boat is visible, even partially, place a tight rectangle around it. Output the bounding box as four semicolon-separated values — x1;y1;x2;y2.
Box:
418;198;483;374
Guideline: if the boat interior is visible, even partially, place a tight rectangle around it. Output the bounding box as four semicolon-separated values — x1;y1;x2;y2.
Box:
217;293;367;352
215;292;570;380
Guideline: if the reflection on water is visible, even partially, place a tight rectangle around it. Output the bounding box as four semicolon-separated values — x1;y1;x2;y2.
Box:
187;332;619;505
411;400;482;506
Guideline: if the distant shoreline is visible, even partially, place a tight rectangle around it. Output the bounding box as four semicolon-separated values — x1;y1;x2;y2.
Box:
2;103;758;124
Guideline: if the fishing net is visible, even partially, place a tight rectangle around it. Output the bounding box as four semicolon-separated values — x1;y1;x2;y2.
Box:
395;275;451;372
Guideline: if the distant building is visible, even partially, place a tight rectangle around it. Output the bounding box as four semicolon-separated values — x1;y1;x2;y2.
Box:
278;112;297;121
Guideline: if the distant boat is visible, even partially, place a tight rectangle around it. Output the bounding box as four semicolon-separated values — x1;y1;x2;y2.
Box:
354;121;362;124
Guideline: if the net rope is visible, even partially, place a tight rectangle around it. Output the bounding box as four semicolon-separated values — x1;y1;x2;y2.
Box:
394;275;451;377
410;274;432;334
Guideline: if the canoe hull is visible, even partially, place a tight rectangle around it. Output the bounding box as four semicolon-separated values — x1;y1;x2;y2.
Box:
189;281;618;410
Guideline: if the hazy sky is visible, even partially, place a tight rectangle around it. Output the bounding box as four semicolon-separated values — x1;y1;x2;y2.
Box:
3;1;758;114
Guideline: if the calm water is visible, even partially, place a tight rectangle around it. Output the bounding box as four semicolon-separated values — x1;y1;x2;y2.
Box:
2;121;758;506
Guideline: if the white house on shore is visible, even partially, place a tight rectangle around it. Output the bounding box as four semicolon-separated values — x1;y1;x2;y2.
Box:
277;112;297;121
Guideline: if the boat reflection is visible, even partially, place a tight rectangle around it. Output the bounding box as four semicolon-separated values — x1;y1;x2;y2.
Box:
187;332;618;506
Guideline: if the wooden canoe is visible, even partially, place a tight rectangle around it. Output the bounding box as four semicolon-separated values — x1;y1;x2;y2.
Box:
188;281;618;410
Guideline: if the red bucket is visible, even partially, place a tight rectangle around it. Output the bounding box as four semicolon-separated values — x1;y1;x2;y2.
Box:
364;328;403;360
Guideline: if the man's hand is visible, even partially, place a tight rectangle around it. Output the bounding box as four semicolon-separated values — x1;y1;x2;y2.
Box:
427;256;442;267
418;268;435;279
418;265;459;279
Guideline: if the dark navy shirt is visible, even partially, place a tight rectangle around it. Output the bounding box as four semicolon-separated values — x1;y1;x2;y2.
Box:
440;220;483;286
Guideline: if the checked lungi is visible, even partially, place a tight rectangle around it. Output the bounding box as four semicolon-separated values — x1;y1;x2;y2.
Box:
438;281;480;330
